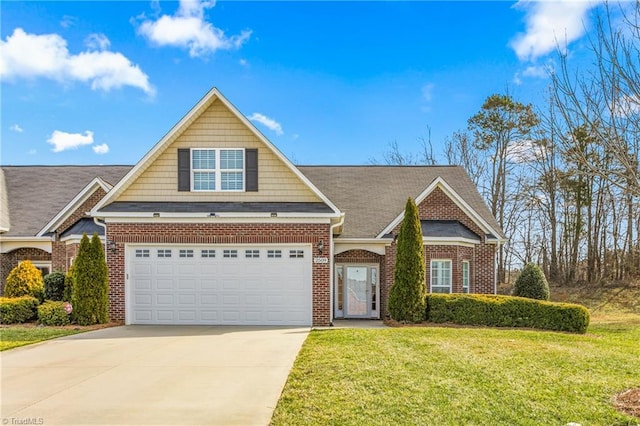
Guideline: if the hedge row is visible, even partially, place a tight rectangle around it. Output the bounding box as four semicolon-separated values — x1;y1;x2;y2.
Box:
0;296;39;324
37;301;71;326
426;294;590;333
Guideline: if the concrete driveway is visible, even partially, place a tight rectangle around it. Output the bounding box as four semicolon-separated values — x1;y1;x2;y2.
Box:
0;326;309;425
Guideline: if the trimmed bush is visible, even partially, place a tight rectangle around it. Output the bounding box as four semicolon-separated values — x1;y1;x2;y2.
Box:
44;272;66;301
513;263;550;300
388;197;427;323
72;233;109;325
0;296;39;324
5;260;45;302
426;293;590;333
38;301;71;326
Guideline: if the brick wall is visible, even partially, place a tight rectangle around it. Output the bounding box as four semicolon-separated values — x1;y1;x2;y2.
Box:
379;186;497;317
0;248;51;293
51;188;107;273
106;222;331;326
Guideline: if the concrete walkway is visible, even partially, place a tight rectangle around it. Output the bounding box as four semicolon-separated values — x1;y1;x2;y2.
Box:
0;325;308;425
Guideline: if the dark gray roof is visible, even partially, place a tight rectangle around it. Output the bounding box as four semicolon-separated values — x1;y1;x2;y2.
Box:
421;220;480;241
100;201;334;214
1;165;132;236
60;218;104;238
298;165;503;239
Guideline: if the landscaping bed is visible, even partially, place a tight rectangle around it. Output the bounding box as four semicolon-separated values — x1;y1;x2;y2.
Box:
0;322;121;351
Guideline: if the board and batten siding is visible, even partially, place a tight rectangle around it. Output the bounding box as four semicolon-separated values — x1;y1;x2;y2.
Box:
118;99;321;203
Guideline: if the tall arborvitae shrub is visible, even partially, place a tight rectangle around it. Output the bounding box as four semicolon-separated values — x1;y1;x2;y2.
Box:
388;198;426;322
5;260;44;302
513;263;550;301
72;233;109;325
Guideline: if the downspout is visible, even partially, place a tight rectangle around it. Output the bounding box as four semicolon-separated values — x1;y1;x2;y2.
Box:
93;217;108;259
328;213;346;326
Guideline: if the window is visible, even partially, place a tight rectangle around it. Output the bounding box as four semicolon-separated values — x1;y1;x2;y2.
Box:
158;249;172;258
223;249;238;258
245;249;260;258
191;148;244;191
462;261;470;293
135;249;150;258
289;250;304;258
431;260;452;293
179;249;194;258
267;249;282;258
201;249;216;258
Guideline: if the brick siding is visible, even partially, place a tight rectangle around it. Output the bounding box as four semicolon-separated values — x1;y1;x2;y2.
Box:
106;222;332;326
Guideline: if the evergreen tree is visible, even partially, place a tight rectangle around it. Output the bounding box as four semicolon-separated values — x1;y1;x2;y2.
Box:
388;198;426;322
513;263;550;301
72;233;109;325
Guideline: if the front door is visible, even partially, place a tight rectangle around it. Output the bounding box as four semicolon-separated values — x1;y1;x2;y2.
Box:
335;264;379;319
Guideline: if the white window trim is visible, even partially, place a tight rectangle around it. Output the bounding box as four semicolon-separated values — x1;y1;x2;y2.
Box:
28;260;52;276
462;261;470;293
191;148;245;192
430;259;452;294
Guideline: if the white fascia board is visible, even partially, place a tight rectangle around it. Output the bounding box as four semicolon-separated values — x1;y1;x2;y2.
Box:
376;177;502;240
334;239;389;256
101;216;332;224
95;211;336;219
0;237;52;254
60;235;105;244
423;237;479;247
92;88;342;217
38;177;112;237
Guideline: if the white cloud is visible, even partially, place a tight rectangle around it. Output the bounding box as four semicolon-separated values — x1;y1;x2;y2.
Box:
239;58;248;67
47;130;94;152
0;28;154;95
248;113;283;135
507;139;545;163
28;149;37;155
85;33;111;51
92;143;110;154
510;0;603;62
9;124;23;133
60;15;77;29
421;83;434;102
137;0;251;58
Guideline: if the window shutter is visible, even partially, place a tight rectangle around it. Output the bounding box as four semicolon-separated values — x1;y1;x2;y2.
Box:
245;149;258;192
177;149;190;191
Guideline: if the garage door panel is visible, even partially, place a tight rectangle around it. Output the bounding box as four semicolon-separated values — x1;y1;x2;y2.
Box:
129;245;312;325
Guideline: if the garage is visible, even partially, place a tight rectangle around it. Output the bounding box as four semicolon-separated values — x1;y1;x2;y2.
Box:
127;244;312;326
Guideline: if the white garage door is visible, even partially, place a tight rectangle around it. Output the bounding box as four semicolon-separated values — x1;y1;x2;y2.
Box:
127;245;312;326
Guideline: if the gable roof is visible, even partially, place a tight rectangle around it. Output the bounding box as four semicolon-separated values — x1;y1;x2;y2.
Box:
94;87;340;216
1;165;131;237
297;165;504;239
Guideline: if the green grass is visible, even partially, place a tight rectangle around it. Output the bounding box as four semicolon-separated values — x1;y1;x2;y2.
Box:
272;316;640;425
0;326;85;351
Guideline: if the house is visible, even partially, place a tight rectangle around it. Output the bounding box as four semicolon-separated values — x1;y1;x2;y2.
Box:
0;88;505;326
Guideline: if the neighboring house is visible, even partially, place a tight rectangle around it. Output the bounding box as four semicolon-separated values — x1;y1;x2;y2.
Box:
0;88;505;326
0;166;131;286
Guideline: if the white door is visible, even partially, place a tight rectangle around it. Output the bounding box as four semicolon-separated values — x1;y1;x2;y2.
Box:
128;245;312;326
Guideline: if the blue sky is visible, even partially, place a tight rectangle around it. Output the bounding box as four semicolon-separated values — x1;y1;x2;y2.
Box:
1;0;606;166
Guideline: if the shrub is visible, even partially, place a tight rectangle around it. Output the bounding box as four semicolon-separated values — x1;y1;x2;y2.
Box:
5;260;44;302
64;267;74;302
426;293;590;333
513;263;550;301
44;272;66;301
38;301;71;326
0;296;39;324
72;233;109;325
388;198;426;323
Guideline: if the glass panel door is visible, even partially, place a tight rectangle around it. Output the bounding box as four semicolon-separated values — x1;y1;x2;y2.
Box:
345;266;368;317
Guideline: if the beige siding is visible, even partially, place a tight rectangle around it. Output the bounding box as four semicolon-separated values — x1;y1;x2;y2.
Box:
118;99;321;202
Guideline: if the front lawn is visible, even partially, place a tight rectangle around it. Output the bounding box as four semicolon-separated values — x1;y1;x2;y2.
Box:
272;316;640;425
0;324;111;351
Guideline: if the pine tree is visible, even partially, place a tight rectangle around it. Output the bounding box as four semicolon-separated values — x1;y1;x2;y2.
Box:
388;198;426;322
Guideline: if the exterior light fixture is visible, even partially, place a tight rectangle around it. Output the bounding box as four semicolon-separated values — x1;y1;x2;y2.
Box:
270;212;277;218
107;239;117;254
317;240;324;254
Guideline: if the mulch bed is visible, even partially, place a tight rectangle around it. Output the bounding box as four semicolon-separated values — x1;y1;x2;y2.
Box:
0;321;123;331
613;388;640;419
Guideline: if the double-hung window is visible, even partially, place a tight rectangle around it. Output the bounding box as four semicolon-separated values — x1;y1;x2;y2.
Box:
431;260;452;293
192;148;244;191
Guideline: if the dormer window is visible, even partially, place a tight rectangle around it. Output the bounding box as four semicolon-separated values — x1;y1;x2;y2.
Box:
178;148;258;192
